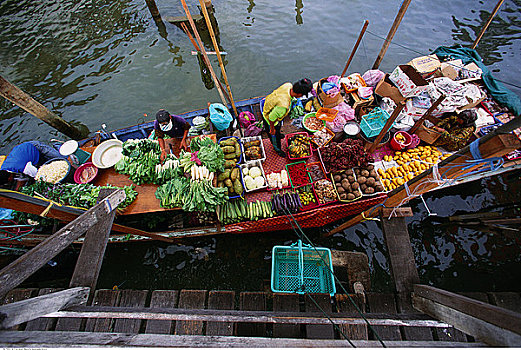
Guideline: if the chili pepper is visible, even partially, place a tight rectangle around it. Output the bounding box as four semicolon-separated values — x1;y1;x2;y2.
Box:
288;162;309;187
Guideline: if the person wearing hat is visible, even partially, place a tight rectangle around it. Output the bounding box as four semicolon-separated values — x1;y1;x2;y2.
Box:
0;141;65;183
262;78;313;157
154;109;191;162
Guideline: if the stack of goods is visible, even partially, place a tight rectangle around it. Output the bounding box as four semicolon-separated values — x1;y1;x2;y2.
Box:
271;191;302;215
306;162;326;182
266;170;289;190
35;160;70;184
242;137;265;161
219;199;274;224
313;179;337;205
241;163;267;192
353;165;385;195
332;169;362;201
297;185;317;208
115;139;162;185
286;162;310;187
311;128;334;148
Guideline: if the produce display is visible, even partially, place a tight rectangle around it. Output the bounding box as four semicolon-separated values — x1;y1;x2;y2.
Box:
266;170;289;190
155;156;181;183
242;137;265;161
241;163;267;192
332;169;362;201
35;160;69;184
77;165;97;184
216;166;244;197
311;128;334;148
287;162;310;187
219;199;274;224
313;179;337;205
320;139;373;172
306;162;326;182
271;191;302;215
115;139;161;185
303;114;325;132
180;137;225;174
287;133;312;159
354;164;384;195
219;137;242;165
297;185;317;207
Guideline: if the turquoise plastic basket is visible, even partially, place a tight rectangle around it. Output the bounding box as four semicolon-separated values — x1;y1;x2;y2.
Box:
360;107;391;138
271;240;336;296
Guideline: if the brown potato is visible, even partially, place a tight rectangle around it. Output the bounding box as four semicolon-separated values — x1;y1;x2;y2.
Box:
351;182;360;190
361;170;370;177
357;176;367;184
341;173;348;179
347;193;355;200
346;169;354;175
348;175;355;183
367;164;374;171
360;183;367;191
376;184;384;192
337;187;345;194
364;187;375;194
334;174;342;182
340;193;347;200
366;177;376;187
353;190;361;197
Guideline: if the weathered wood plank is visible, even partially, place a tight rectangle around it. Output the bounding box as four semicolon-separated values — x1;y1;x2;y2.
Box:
236;292;267;337
337;294;368;340
367;293;402;340
331;251;371;291
413;293;521;346
25;288;62;331
84;289;120;332
0;287;89;330
206;291;235;336
0;190;125;298
273;293;301;338
305;294;334;339
488;292;521;313
1;288;37;331
175;290;206;335
0;331;487;347
69;189;117;300
145;290;178;334
113;290;148;333
396;293;433;341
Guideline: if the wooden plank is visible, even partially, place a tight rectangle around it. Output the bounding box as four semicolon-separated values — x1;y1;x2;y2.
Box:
174;290;206;335
0;331;487;348
236;292;267;337
460;292;489;303
145;290;178;334
84;289;120;332
113;290;148;333
1;288;37;331
69;189;117;301
206;291;235;336
413;294;521;346
396;293;433;341
0;190;125;298
272;293;301;338
305;294;334;339
337;294;368;340
25;288;62;331
0;287;89;330
331;251;371;291
381;217;420;294
488;292;521;313
381;207;414;218
366;293;402;340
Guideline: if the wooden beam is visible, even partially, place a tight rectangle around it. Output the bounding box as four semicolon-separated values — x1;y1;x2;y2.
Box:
340;20;369;78
0;287;89;330
0;331;486;348
381;207;413;218
366;101;406;154
0;190;125;298
472;0;506;49
409;95;445;134
412;284;521;346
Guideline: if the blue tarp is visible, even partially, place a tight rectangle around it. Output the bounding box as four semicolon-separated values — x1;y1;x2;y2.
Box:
433;45;521;117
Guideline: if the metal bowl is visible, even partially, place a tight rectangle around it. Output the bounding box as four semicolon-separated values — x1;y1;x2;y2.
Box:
92;139;123;169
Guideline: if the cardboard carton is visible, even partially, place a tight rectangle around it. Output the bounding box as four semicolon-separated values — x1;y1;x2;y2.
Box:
408;55;440;79
389;65;429;97
374;74;405;105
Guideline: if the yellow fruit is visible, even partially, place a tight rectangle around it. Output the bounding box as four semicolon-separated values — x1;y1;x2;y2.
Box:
426;157;433;163
397;178;404;186
378;168;384;176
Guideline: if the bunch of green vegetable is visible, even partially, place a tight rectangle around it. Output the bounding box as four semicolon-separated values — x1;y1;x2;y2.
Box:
114;139;162;185
155;177;189;209
179;138;225;174
218;199;274;224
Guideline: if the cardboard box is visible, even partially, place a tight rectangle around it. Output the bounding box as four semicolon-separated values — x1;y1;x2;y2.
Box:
408;55;440;79
389;65;429;97
374;74;405;105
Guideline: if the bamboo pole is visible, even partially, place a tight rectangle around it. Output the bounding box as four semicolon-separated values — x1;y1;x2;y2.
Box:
144;0;162;23
340;20;369;79
0;75;87;140
198;0;242;137
372;0;412;70
472;0;505;50
408;95;445;134
366;101;405;154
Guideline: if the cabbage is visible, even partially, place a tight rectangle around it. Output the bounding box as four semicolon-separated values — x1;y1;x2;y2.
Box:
242;167;249;176
244;175;256;190
254;176;265;188
249;166;262;178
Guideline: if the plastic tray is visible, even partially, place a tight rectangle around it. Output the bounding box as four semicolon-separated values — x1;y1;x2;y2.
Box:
352;165;386;197
286;161;312;188
285;132;313;160
295;184;319;210
315;107;338;122
302;112;326;133
218;136;243;164
227;165;246;199
266;170;292;191
312;179;338;206
330;170;363;203
306;162;327;182
311;128;335;149
240;160;268;193
241;136;266;163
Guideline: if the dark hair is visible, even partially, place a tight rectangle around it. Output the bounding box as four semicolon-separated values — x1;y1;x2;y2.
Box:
292;78;313;95
459;110;478;128
0;170;9;186
156;109;171;123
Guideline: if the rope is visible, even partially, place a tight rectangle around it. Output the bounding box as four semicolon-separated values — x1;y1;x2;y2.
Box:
281;207;387;348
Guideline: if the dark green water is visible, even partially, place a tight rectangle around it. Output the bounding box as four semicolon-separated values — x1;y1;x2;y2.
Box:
1;0;521;293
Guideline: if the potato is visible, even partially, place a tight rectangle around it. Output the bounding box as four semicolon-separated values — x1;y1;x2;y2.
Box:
376;184;384;192
346;169;354;175
369;170;378;178
341;178;350;188
347;193;355;200
340;193;347;200
364;187;375;194
367;164;374;171
354;169;361;175
360;183;367;191
357;176;367;184
361;170;370;177
348;175;355;183
337;187;345;194
366;177;376;187
334;174;342;182
351;182;360;190
353;190;361;197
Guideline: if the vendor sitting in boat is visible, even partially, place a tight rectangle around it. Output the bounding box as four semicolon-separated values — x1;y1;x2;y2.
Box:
432;110;477;151
154;109;191;162
262;78;313;157
0;141;65;183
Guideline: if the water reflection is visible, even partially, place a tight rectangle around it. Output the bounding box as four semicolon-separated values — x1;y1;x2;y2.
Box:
295;0;304;25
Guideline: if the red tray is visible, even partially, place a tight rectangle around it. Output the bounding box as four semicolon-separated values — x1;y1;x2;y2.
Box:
285;132;313;161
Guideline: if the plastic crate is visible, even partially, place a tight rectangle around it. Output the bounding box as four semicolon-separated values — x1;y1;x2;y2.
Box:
295;184;319;210
360;107;391;138
271;240;336;296
286;161;312;188
313;179;338;206
241;136;266;163
218;136;243;164
306;162;327;182
285;132;313;160
240;160;268;192
330;170;363;203
316;107;338;122
311;128;334;150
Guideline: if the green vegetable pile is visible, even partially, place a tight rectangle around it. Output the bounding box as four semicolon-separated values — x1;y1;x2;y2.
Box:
218;199;274;224
114;139;162;185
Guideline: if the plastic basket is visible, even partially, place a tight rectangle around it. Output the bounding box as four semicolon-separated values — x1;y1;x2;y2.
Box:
360;107;391;138
285;132;313;160
240;160;268;192
302;113;326;133
315;107;338;122
286;161;312;188
241;136;266;163
218;136;243;164
306;162;327;182
271;240;336;296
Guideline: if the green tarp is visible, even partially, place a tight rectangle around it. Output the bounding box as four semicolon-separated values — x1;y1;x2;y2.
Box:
433;45;521;117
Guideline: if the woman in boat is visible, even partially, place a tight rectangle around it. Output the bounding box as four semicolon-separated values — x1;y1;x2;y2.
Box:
262;78;313;157
154;109;191;162
432;110;478;151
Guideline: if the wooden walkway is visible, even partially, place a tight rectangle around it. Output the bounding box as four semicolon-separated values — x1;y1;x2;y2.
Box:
2;288;518;346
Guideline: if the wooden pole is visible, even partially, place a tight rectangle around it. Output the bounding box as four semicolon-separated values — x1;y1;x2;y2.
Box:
408;95;445;135
472;0;505;50
366;101;405;154
144;0;162;23
0;75;87;140
325;131;521;236
340;20;369;79
372;0;412;69
198;0;242;137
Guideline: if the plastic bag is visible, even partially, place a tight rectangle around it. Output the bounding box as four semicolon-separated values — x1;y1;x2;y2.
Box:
238;111;255;128
209;103;233;131
244;123;262;136
326;102;355;132
362;69;385;88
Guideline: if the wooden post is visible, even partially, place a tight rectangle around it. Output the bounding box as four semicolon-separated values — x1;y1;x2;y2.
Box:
340;20;369;79
198;0;242;137
409;95;445;134
372;0;412;69
325;131;521;236
366;101;405;154
472;0;505;50
0;75;88;140
144;0;161;22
